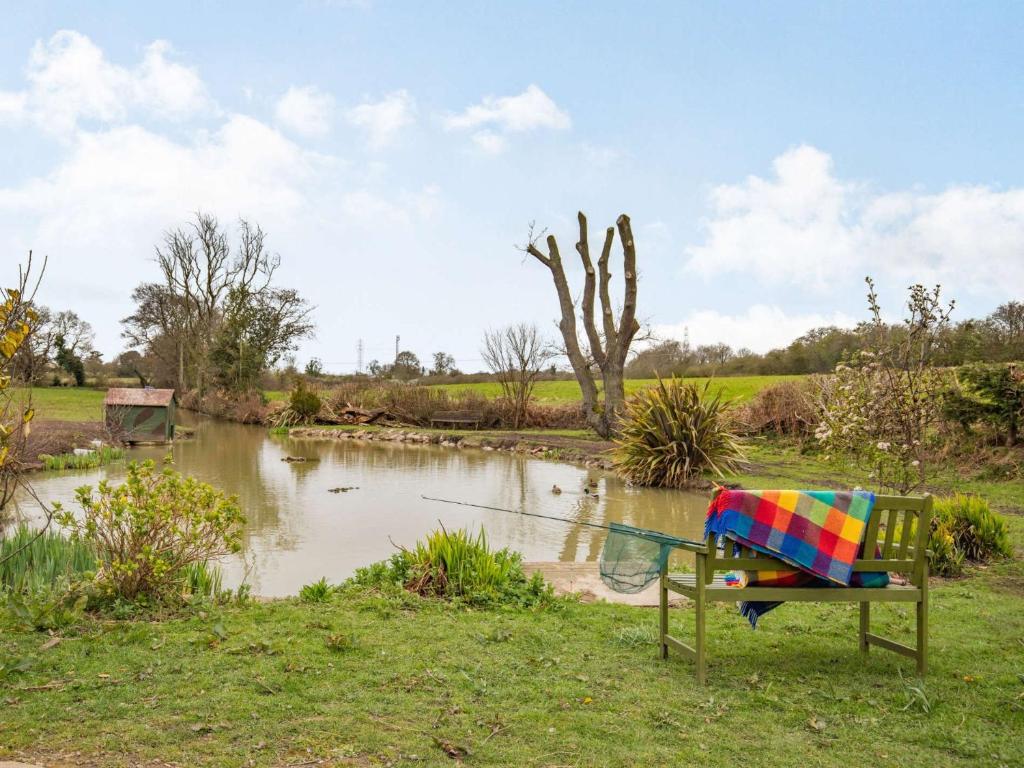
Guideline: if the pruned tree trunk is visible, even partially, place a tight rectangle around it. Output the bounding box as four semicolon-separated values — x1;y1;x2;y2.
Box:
526;212;640;438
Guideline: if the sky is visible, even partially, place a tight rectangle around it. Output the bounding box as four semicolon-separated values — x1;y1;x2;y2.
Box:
1;1;1023;373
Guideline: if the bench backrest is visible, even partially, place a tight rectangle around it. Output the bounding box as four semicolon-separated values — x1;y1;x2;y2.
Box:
705;493;932;587
432;410;482;420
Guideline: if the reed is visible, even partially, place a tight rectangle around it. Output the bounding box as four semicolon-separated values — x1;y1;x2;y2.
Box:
0;524;97;592
40;446;125;471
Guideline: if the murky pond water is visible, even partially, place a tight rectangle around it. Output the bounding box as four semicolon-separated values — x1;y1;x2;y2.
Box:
11;414;710;596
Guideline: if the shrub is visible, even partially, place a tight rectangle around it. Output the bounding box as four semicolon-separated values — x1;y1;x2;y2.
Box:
943;363;1024;446
53;457;245;602
613;378;744;488
934;494;1013;562
289;386;322;422
350;526;554;607
737;378;822;438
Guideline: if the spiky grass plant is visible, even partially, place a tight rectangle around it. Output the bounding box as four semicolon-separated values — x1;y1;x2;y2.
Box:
0;524;97;592
613;378;744;488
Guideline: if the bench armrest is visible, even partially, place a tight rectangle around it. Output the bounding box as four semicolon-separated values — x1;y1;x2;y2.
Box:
672;540;710;555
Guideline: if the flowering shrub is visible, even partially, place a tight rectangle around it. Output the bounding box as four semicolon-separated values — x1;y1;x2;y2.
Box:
54;458;244;602
816;279;953;493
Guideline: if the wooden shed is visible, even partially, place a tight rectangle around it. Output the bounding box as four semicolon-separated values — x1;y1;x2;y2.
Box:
104;388;177;444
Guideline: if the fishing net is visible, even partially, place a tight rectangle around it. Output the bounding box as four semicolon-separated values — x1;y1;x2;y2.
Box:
599;522;690;594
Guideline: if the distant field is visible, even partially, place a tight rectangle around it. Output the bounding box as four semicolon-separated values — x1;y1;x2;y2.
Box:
268;376;798;405
13;387;106;422
435;375;801;404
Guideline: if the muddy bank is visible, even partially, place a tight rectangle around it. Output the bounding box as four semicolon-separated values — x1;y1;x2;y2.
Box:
287;426;615;469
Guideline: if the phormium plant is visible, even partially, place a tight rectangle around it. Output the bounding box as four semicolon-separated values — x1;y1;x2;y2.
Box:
613;377;744;488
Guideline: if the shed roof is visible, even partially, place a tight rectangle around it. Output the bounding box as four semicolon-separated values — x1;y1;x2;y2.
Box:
104;388;176;407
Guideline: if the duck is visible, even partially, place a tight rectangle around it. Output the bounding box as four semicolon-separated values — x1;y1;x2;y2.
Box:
587;479;598;489
551;484;562;495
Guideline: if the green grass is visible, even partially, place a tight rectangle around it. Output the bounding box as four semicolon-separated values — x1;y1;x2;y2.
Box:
12;387;105;422
1;552;1022;766
39;446;125;471
434;375;799;405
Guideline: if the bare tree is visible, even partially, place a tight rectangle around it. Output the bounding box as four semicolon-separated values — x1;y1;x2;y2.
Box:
122;212;311;393
524;212;640;438
482;323;552;430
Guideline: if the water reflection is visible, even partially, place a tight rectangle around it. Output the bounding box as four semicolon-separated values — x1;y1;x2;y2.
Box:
12;413;710;596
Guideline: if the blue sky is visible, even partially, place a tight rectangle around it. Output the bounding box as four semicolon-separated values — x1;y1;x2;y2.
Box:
1;2;1022;371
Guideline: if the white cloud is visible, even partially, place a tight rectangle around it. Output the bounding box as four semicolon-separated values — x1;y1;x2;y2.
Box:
274;85;335;137
346;90;415;149
686;144;1024;299
470;130;508;155
0;33;448;361
0;31;210;136
656;305;858;353
444;84;569;151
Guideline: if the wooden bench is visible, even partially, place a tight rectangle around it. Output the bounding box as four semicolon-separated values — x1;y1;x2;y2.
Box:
429;410;484;429
659;493;932;684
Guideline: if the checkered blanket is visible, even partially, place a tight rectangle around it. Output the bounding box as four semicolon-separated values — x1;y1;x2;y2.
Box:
705;489;876;586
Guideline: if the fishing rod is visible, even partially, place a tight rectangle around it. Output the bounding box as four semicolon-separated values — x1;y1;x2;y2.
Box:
420;494;703;547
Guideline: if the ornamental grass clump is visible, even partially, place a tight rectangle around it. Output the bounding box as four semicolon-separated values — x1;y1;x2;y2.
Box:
53;457;245;603
613;378;744;488
351;526;553;607
934;493;1013;563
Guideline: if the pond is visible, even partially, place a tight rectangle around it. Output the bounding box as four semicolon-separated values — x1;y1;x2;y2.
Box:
10;414;711;597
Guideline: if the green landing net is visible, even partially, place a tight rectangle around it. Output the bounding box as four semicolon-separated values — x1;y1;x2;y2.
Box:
598;523;689;594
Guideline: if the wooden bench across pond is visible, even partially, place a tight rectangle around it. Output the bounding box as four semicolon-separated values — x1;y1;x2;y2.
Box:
660;492;932;684
429;410;484;429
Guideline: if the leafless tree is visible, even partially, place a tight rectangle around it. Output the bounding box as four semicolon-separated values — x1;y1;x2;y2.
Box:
122;212;310;394
524;212;640;438
481;323;553;430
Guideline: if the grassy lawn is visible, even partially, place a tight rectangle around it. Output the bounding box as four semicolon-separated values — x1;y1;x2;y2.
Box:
13;387;106;422
435;375;799;405
2;548;1022;767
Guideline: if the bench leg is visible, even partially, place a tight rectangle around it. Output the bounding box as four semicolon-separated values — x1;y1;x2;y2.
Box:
859;602;870;653
916;573;928;676
659;572;669;660
694;558;707;685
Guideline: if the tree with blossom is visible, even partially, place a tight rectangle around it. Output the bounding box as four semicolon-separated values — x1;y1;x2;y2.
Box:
816;278;953;493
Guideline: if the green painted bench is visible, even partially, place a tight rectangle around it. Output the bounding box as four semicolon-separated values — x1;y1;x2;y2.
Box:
659;492;932;684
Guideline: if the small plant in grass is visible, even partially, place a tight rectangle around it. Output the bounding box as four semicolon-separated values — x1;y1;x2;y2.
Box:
613;377;743;488
300;577;332;602
4;578;88;631
53;457;244;603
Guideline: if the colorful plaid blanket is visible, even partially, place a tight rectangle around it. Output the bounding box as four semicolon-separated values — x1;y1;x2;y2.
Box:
705;489;876;586
707;490;886;627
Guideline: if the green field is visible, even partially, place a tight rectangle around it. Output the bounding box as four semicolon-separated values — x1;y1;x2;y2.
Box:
13;387;106;422
268;375;795;407
439;375;798;404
